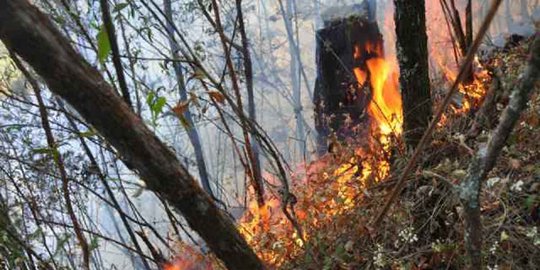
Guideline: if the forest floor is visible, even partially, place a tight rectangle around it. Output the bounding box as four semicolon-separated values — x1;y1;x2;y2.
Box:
270;36;540;270
168;36;540;270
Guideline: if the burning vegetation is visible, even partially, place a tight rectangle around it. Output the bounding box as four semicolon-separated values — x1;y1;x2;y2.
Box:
1;0;539;269
164;3;540;269
167;35;539;270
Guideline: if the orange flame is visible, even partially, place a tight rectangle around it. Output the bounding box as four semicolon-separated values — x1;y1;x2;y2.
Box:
162;242;216;270
165;34;407;269
354;41;403;179
235;39;404;267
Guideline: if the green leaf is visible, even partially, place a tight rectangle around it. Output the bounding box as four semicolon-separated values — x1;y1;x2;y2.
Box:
96;25;111;64
146;92;155;108
33;147;55;155
78;129;97;138
153;97;167;115
113;2;129;12
54;234;70;256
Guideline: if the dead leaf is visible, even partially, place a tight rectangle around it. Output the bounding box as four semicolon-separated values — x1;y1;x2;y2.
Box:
188;92;201;107
208;91;225;104
172;100;190;117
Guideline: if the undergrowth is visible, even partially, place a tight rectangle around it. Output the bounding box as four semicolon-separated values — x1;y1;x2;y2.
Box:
276;37;540;270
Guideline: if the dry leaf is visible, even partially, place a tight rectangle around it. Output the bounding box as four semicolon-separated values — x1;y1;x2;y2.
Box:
208;91;225;103
172;100;190;117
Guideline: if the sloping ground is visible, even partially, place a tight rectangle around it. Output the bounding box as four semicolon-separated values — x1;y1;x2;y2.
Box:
275;36;540;270
165;37;539;270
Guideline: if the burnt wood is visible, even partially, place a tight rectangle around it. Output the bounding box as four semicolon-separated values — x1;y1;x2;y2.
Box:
314;4;382;154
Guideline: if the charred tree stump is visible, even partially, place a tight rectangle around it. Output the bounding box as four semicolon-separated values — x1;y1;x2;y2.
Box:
314;3;382;154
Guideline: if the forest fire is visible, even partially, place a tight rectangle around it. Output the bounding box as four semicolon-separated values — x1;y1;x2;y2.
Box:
424;0;492;114
234;39;404;267
163;2;497;270
3;0;539;268
163;29;405;270
357;41;403;178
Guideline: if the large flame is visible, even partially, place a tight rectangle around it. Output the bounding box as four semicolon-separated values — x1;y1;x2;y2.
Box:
354;41;403;179
234;40;404;267
164;36;405;270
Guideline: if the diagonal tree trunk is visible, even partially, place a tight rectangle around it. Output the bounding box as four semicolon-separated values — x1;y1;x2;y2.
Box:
0;1;263;269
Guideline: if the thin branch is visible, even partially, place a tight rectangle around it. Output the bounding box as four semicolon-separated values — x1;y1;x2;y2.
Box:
99;0;133;109
9;52;91;270
459;33;540;269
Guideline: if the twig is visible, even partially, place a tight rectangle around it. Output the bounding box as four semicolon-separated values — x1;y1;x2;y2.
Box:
99;0;133;109
9;52;91;270
210;0;265;207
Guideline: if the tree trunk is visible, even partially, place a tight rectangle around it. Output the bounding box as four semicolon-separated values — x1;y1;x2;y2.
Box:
464;0;474;83
164;0;214;197
394;0;432;147
505;0;514;30
235;0;264;198
313;4;380;154
314;0;322;29
0;1;263;269
521;0;530;21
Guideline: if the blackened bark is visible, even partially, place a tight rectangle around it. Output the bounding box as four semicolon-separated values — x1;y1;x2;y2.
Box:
465;0;473;48
0;1;263;269
314;5;380;154
394;0;432;147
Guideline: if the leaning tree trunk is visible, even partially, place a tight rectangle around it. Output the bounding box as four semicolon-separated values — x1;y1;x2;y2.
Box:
0;1;263;269
313;3;381;154
394;0;432;147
